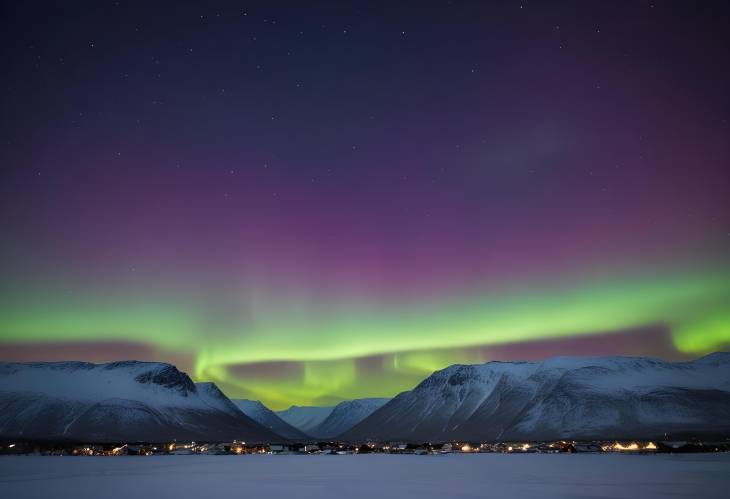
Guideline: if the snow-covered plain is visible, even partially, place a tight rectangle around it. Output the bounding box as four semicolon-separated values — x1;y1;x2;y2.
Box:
1;454;729;499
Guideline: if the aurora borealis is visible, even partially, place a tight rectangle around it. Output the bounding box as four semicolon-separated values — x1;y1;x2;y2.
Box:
1;2;729;409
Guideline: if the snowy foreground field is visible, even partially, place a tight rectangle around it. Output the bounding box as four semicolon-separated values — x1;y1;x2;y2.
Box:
1;453;730;499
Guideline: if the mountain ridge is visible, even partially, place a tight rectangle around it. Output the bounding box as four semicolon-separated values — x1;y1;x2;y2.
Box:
0;361;283;443
275;405;334;435
232;399;309;440
3;354;729;443
341;353;730;442
312;398;390;438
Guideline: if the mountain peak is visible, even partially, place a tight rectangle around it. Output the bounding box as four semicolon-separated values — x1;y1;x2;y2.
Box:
131;363;196;394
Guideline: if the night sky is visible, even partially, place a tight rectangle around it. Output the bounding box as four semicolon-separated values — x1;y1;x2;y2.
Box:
1;1;729;408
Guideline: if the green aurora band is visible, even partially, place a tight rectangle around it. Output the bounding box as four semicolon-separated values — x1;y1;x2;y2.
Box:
1;262;729;409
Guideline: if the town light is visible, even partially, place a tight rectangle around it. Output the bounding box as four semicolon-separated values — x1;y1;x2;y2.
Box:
611;442;640;451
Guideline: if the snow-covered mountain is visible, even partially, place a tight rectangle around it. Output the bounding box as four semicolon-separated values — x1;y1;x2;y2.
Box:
232;399;309;440
0;361;282;443
311;398;390;438
276;405;334;435
342;353;730;442
273;398;389;439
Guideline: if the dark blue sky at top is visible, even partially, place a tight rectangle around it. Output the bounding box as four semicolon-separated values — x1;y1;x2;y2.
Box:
3;1;728;180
